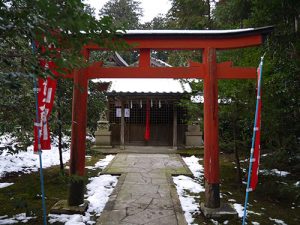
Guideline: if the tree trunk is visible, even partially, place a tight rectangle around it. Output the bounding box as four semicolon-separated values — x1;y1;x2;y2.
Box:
58;117;64;172
233;108;242;188
57;79;64;172
207;0;211;28
295;15;298;33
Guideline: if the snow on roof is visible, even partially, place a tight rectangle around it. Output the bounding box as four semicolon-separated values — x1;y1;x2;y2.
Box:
93;78;191;94
121;26;273;38
125;29;255;34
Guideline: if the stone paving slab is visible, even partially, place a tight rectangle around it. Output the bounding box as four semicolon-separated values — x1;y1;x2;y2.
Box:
96;153;192;225
91;146;178;154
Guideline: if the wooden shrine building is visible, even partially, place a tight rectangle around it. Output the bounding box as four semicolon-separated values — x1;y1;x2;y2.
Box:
99;78;192;148
96;52;196;149
94;53;202;149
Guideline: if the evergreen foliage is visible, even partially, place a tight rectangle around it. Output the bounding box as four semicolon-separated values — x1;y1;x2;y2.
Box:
99;0;143;64
167;0;211;29
144;0;300;171
214;0;300;171
0;0;123;152
0;0;123;77
100;0;143;29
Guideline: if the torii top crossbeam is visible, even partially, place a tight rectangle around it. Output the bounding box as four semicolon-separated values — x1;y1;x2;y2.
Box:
87;26;272;49
82;26;273;79
68;26;273;208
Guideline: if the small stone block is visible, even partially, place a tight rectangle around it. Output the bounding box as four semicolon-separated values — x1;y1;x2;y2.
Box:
200;203;238;220
50;200;89;215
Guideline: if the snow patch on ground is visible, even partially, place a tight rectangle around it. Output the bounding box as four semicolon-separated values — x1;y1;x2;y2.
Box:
174;175;204;193
94;155;115;170
233;203;263;219
0;182;14;189
233;203;244;218
259;169;290;177
173;156;204;225
49;155;117;224
85;166;94;170
0;135;70;178
48;214;88;225
173;176;201;225
181;155;204;178
0;213;36;224
269;217;288;225
86;175;118;215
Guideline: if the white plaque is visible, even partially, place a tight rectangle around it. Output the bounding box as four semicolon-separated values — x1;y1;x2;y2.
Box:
125;108;130;118
116;108;121;117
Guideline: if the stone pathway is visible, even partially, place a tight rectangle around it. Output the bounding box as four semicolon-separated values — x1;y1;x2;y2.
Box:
96;153;193;225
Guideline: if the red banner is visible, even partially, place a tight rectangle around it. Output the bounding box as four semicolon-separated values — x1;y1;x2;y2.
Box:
144;99;150;141
34;60;57;152
250;67;262;190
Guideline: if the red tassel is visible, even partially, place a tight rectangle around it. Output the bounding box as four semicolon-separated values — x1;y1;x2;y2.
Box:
144;99;150;141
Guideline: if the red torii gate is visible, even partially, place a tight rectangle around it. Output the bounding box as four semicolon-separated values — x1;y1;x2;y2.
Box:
68;27;273;210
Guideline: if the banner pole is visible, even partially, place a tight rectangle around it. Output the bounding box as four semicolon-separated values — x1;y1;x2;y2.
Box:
32;41;48;225
242;56;264;225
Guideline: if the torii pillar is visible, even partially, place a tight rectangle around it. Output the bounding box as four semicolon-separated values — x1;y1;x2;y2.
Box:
68;50;89;206
203;47;220;208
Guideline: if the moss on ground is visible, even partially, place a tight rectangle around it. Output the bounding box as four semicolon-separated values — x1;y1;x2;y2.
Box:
177;147;204;156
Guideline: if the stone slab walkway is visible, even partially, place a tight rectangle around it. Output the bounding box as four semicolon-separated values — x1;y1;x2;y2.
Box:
96;153;193;225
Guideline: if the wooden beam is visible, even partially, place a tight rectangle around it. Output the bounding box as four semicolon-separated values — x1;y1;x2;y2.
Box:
84;35;263;50
120;100;125;150
173;105;177;150
203;48;220;208
217;62;257;79
85;61;256;79
68;48;89;206
86;65;205;79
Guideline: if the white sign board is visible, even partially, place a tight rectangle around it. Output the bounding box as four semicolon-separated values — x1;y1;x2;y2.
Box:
125;108;130;118
116;108;121;117
116;108;130;118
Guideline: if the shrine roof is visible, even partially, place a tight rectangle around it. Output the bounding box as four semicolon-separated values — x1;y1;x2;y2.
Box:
120;26;274;39
93;53;191;94
93;78;191;94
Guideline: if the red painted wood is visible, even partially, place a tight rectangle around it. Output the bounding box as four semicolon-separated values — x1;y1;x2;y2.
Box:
139;49;151;68
84;35;263;50
69;48;89;177
64;63;257;80
85;61;256;79
203;48;220;184
69;69;88;176
217;62;257;79
86;65;205;79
